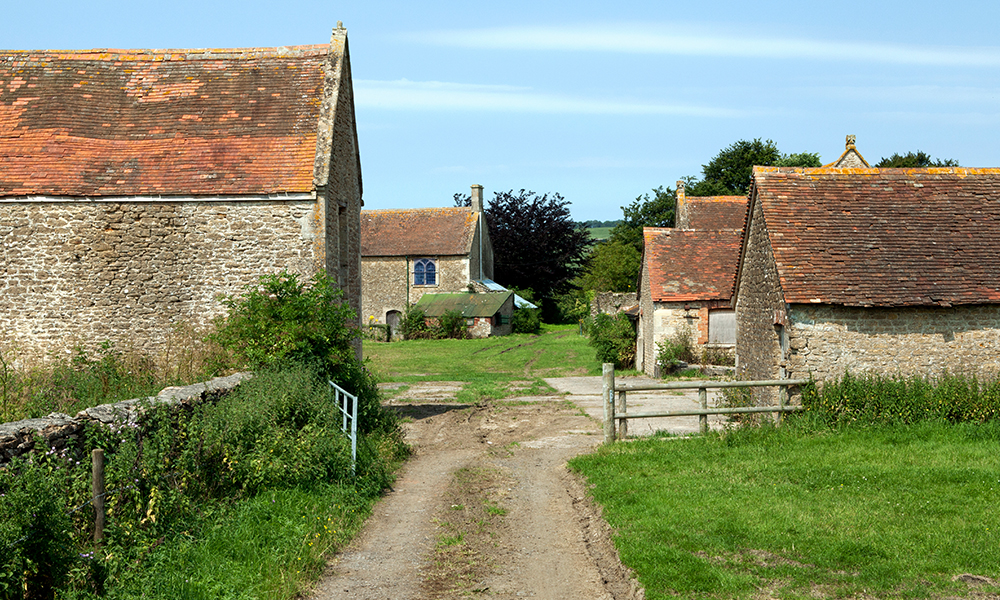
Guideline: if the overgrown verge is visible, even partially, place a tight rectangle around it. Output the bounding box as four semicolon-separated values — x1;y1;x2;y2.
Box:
0;271;405;600
800;371;1000;425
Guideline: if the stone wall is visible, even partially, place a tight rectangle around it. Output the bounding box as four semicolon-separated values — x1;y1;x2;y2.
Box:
787;304;1000;381
734;196;787;404
361;255;472;324
0;373;251;465
0;199;327;362
591;292;637;317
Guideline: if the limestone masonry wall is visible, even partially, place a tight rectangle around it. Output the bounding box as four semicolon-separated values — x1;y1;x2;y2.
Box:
787;304;1000;381
0;199;321;361
361;255;471;324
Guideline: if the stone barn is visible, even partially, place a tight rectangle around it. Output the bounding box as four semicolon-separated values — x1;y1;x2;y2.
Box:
0;28;363;361
360;185;493;333
734;166;1000;402
635;183;746;376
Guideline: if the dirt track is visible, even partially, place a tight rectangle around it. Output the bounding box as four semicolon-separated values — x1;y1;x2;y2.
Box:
307;377;663;600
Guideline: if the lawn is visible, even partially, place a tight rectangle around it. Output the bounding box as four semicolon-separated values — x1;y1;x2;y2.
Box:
364;324;605;402
570;420;1000;599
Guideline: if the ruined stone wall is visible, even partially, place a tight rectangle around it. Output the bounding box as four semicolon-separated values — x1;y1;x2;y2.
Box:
637;265;653;374
591;292;637;317
734;196;786;404
360;255;471;324
0;199;321;361
787;304;1000;381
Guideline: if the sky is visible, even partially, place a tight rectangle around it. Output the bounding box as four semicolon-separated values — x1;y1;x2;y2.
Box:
4;1;999;221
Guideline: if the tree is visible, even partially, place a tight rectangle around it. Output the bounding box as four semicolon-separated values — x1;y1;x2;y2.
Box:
578;239;641;293
608;185;676;252
686;139;821;196
875;151;958;168
697;138;782;195
482;190;592;319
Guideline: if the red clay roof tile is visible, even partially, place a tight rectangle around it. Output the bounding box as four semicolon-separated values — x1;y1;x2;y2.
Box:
752;166;1000;307
680;195;747;230
361;208;479;256
644;227;742;302
0;45;334;196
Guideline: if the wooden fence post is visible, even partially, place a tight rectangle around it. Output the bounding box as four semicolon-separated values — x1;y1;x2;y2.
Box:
602;363;615;444
92;449;105;544
698;387;708;434
617;390;627;439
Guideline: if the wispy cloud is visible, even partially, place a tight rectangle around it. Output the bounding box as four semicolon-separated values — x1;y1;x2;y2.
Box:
355;79;741;117
403;24;1000;67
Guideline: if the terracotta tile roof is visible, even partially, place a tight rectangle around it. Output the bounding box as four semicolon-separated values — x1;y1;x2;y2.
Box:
680;195;747;230
644;227;743;302
361;208;479;256
0;44;337;196
752;166;1000;307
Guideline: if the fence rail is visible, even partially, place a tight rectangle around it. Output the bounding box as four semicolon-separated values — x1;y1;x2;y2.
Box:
330;380;358;474
601;363;809;442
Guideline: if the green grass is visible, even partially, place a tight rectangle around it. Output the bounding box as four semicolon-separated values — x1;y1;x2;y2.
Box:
570;420;1000;600
89;485;373;600
365;324;603;402
587;226;613;241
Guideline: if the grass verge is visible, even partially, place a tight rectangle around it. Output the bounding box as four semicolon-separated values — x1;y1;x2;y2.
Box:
570;420;1000;599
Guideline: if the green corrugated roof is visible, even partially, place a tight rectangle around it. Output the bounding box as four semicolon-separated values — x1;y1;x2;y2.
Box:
414;292;513;317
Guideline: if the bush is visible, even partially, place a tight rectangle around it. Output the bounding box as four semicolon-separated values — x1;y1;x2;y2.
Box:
399;306;432;340
436;309;469;340
0;458;77;600
655;324;697;373
587;313;636;369
213;270;355;371
511;307;541;334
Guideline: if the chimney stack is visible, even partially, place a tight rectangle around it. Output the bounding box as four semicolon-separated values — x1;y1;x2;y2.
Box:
675;180;687;229
470;184;484;212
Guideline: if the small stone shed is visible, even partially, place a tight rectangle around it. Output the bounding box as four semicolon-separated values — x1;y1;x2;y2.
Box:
413;291;514;338
0;28;363;361
360;185;493;332
635;183;746;376
734;166;1000;400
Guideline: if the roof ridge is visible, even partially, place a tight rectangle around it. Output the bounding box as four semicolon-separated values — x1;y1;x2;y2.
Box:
0;45;331;61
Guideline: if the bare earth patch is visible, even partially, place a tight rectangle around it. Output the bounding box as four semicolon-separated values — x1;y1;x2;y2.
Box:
309;395;642;600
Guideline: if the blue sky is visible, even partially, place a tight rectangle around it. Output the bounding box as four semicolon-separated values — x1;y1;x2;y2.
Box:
5;1;999;220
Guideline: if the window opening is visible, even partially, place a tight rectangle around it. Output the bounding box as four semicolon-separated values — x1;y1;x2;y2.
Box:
414;258;436;286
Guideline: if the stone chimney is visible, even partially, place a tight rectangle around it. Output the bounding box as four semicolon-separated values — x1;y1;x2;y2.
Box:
470;184;484;212
675;180;688;229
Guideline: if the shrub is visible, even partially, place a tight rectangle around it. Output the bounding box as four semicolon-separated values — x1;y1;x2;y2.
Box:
655;324;697;373
0;458;77;600
511;307;541;334
399;306;432;340
212;270;355;371
436;309;469;340
587;313;636;369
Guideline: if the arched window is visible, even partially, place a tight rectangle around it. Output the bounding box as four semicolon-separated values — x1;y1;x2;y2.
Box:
414;258;436;285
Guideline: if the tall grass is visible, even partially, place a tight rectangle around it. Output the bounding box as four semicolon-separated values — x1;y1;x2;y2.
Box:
802;372;1000;425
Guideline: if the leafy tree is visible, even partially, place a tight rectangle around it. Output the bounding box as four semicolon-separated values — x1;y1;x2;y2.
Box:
608;185;676;252
483;190;592;321
776;152;822;167
578;239;641;293
697;138;782;195
875;151;958;168
686;139;821;196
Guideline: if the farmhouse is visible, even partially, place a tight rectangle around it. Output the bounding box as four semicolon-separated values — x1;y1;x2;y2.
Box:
0;27;363;361
360;185;493;333
734;165;1000;401
635;182;745;376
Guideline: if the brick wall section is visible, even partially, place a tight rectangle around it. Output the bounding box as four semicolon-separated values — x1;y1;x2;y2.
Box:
734;196;786;404
787;304;1000;381
0;199;321;360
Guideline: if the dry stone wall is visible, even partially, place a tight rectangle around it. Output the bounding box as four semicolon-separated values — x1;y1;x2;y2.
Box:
0;373;251;465
0;199;321;361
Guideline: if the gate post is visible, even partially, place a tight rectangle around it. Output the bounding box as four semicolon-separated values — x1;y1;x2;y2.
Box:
699;387;708;435
602;363;615;444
